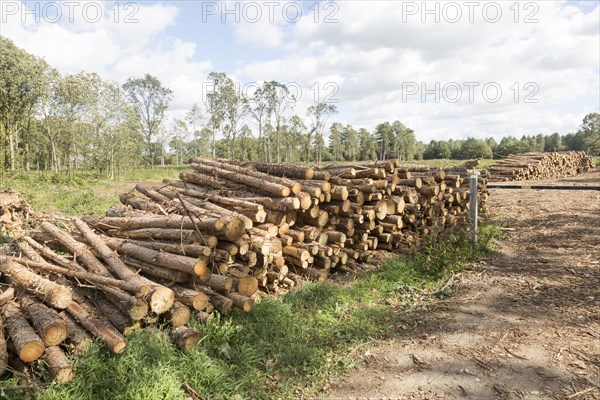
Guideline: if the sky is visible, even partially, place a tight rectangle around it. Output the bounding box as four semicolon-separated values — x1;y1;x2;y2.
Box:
1;0;599;143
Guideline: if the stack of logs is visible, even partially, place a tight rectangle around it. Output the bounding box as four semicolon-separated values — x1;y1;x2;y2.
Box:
489;151;595;181
0;158;487;384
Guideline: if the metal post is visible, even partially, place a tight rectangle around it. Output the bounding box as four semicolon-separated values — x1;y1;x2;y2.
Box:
469;169;480;245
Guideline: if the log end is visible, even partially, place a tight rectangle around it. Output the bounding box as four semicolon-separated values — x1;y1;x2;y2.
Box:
48;289;74;310
225;219;246;242
19;340;45;362
129;299;150;321
171;326;201;352
291;182;302;195
192;292;210;312
111;339;127;354
53;366;75;384
195;310;214;324
42;322;69;347
236;276;259;297
170;306;192;328
149;287;175;315
298;193;312;211
193;259;212;281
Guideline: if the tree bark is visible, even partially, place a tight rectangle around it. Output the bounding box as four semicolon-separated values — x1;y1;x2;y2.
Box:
43;346;74;383
82;215;225;235
119;193;163;213
58;311;92;355
40;221;111;277
65;299;126;354
0;316;8;375
191;163;291;197
0;257;72;309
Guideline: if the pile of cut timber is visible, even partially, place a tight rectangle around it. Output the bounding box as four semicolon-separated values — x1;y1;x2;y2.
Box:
103;157;488;287
0;158;487;384
489;151;595;181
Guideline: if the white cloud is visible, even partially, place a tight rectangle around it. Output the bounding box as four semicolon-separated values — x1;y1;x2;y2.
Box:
237;1;600;140
0;1;210;116
1;0;598;141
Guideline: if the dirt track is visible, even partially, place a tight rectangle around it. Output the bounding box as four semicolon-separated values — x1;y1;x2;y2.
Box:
327;171;600;400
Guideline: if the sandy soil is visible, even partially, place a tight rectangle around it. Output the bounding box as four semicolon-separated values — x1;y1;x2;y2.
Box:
327;171;600;400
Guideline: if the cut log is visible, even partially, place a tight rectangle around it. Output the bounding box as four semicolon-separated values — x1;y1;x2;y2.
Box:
123;257;191;283
85;290;140;336
82;215;226;236
43;346;74;383
65;300;126;354
127;240;213;258
40;221;112;277
19;294;68;346
104;237;211;280
58;312;92;355
170;326;201;352
192;163;291;197
119;193;162;213
74;219;174;315
0;257;72;309
165;301;191;327
1;300;45;362
171;285;210;311
227;292;254;312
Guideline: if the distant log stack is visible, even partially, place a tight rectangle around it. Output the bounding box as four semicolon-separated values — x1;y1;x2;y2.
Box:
0;157;492;383
489;151;595;181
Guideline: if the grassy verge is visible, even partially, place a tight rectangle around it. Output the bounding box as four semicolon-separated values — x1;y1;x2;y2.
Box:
0;224;500;400
0;166;188;216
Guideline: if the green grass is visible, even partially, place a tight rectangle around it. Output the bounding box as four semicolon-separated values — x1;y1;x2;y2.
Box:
0;224;500;400
594;157;600;168
0;166;188;216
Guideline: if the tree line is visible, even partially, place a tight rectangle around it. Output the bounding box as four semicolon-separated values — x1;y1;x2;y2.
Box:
1;36;598;180
423;123;600;160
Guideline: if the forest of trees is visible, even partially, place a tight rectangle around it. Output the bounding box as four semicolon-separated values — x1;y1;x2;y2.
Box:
1;36;598;180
